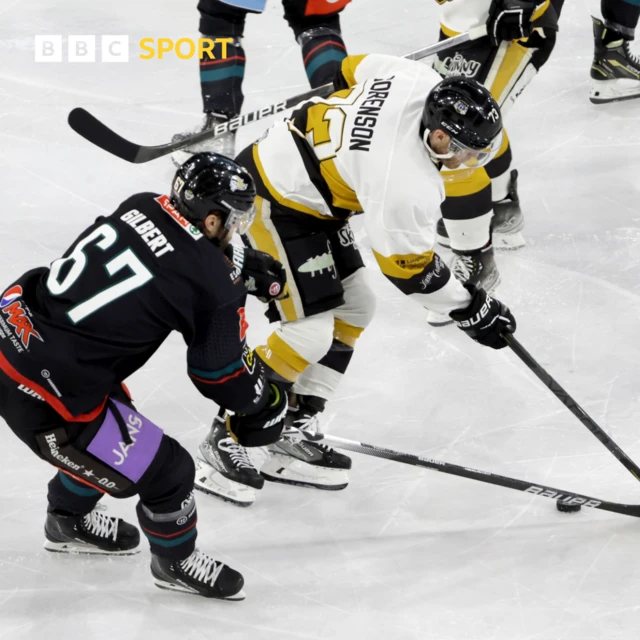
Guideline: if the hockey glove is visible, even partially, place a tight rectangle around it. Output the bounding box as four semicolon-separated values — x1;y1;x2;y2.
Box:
226;382;288;447
449;284;516;349
224;244;287;303
486;0;543;45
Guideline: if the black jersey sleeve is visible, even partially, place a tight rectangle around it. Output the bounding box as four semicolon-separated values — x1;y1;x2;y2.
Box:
186;300;269;415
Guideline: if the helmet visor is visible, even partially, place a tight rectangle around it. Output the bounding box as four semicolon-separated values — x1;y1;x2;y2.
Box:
448;131;503;169
221;201;257;236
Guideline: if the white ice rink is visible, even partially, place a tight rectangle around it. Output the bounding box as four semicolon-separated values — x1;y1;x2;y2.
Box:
2;0;640;638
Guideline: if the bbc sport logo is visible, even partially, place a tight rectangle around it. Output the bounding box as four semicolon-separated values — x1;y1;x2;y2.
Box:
35;36;129;63
34;36;233;63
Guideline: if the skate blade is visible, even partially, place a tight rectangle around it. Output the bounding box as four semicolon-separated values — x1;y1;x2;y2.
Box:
153;579;246;600
260;454;349;491
194;459;256;507
493;231;526;251
43;540;140;556
590;79;640;104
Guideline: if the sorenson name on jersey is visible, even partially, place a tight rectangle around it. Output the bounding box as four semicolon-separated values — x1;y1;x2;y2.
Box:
348;77;395;152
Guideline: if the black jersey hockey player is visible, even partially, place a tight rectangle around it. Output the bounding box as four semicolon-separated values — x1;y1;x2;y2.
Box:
194;54;517;507
0;152;287;600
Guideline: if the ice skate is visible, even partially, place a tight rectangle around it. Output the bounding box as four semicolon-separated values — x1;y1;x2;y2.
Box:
590;17;640;104
151;548;245;600
195;415;263;507
491;170;525;250
427;243;500;327
170;112;236;167
43;507;140;555
260;395;351;491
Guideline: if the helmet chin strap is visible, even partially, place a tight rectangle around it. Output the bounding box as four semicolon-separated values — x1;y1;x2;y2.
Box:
422;128;455;163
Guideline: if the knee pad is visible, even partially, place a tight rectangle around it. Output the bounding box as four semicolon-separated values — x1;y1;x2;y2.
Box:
334;269;376;332
138;436;195;510
198;0;249;38
277;311;336;365
282;0;344;39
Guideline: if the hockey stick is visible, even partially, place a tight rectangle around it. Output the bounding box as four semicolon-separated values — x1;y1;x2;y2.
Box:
505;335;640;481
68;26;488;163
307;432;640;518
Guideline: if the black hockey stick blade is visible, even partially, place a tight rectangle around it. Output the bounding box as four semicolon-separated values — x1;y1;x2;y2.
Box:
312;433;640;519
68;108;144;163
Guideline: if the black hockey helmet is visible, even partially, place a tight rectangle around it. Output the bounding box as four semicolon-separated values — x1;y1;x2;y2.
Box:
422;76;503;167
171;152;257;234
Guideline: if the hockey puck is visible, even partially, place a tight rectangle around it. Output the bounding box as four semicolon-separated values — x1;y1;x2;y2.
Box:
556;497;582;513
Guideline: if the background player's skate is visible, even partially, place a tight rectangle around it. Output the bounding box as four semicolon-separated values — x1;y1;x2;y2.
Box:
490;170;524;250
590;16;640;103
195;413;264;507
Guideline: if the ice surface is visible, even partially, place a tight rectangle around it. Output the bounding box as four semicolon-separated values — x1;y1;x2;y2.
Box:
2;1;640;638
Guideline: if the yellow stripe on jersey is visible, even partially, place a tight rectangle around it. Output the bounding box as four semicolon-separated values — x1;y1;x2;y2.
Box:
339;54;368;88
442;166;491;198
372;249;435;279
246;197;299;322
252;144;334;221
441;23;460;38
333;319;365;348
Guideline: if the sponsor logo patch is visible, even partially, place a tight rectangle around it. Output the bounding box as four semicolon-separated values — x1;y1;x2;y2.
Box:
0;285;43;349
268;282;281;297
154;195;203;240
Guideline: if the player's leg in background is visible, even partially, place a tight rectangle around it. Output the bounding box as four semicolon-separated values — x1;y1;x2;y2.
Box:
0;376;244;599
282;0;351;89
171;0;258;165
591;0;640;103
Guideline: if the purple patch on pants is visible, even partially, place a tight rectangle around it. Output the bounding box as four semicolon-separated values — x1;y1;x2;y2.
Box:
86;399;163;482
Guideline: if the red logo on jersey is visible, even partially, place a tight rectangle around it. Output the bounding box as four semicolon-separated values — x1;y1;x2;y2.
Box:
154;195;203;240
238;308;249;341
305;0;351;16
1;299;43;348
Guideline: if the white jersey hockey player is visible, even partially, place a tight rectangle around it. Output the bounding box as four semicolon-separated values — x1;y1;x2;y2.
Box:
195;54;517;506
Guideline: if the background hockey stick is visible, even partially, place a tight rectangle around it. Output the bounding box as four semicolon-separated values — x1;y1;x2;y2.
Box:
505;335;640;482
308;432;640;518
67;26;488;163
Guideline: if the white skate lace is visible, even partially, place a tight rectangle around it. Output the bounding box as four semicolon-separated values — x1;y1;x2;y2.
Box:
219;437;255;470
179;549;224;587
82;510;118;541
292;412;320;437
622;42;640;67
452;254;476;282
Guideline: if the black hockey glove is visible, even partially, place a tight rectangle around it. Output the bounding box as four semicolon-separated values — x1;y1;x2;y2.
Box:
225;244;287;303
226;382;288;447
486;0;542;45
449;284;516;349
